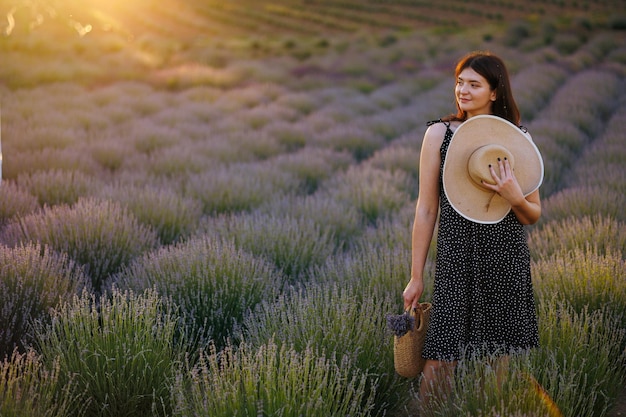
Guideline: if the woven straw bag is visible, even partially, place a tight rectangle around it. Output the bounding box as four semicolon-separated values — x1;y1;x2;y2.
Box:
393;302;431;378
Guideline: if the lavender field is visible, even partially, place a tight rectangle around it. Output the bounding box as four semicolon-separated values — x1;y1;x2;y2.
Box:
1;0;625;416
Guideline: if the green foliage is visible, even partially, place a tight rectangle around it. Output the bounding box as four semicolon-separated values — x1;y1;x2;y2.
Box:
259;193;363;249
311;240;420;299
542;186;626;223
241;283;400;416
186;163;300;214
206;210;336;282
532;301;626;417
0;243;88;358
321;165;412;225
17;169;99;206
172;340;376;417
34;288;182;417
0;198;159;291
315;125;385;161
419;354;552;417
0;350;80;417
528;215;625;261
366;145;421;197
114;236;281;350
270;147;354;194
98;185;203;245
533;247;626;318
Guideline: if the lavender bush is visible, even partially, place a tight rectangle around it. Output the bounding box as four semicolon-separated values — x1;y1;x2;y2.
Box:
204;210;336;282
314;124;385;161
0;198;158;292
0;181;39;225
528;120;587;197
141;141;216;178
532;247;626;318
568;155;626;196
0;243;88;358
417;353;552;417
310;241;422;299
0;349;80;417
511;63;567;122
17;169;100;206
528;214;625;261
542;70;620;138
97;184;203;244
269;147;354;194
34;288;181;417
566;104;626;194
240;283;406;416
263;121;310;151
319;165;412;225
530;301;626;417
357;105;419;141
541;186;626;223
185;162;300;214
172;340;375;417
1;147;100;181
366;145;421;197
113;236;281;350
258;193;363;249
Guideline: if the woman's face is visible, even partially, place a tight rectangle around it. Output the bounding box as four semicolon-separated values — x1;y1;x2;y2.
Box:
455;67;496;118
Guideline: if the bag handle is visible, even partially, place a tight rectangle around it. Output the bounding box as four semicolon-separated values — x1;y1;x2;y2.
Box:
406;303;429;332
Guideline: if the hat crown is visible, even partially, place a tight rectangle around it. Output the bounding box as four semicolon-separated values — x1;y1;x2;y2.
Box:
467;144;514;188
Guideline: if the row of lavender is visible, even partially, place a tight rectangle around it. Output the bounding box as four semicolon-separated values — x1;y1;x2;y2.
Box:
1;28;625;417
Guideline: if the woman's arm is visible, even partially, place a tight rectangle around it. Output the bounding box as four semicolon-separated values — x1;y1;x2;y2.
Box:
403;124;444;309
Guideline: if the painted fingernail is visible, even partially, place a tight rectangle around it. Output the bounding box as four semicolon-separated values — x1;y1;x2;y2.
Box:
497;157;501;161
488;164;492;168
504;157;508;160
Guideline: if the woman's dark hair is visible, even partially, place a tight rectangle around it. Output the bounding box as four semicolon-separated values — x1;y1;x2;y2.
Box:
443;51;520;125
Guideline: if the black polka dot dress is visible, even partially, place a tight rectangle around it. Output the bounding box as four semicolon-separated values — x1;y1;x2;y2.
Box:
422;121;539;362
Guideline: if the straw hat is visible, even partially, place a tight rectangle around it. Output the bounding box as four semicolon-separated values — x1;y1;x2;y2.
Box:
442;115;543;224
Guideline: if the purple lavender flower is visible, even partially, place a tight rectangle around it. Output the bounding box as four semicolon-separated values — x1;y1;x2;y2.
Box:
386;311;415;337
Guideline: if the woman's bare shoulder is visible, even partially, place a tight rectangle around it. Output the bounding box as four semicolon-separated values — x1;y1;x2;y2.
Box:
423;121;448;145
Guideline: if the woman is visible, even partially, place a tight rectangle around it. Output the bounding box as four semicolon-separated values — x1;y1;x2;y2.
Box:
402;51;541;407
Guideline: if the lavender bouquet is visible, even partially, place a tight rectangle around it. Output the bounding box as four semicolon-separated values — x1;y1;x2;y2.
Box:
386;310;415;337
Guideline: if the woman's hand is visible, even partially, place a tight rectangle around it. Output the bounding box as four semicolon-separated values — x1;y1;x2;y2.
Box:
482;157;525;206
403;278;424;310
482;157;542;224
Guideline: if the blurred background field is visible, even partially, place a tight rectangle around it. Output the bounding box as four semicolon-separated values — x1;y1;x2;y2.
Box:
0;0;625;416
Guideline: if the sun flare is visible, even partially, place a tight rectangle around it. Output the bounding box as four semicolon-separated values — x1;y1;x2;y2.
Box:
1;0;162;38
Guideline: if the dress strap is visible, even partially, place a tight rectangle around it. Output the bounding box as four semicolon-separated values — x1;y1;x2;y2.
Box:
427;119;452;136
427;119;451;128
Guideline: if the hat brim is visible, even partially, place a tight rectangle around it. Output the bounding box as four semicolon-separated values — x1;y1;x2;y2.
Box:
442;115;544;224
